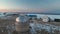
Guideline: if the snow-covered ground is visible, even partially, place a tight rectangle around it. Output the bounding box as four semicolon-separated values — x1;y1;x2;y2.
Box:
0;12;16;20
29;23;60;34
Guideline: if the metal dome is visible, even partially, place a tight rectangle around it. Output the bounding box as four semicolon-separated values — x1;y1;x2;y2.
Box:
15;15;29;32
16;15;28;22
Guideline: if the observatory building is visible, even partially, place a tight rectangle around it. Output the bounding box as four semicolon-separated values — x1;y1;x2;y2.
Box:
41;16;50;22
15;15;30;33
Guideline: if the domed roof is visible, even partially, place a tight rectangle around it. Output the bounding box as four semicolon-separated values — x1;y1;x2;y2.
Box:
42;16;50;22
16;15;28;22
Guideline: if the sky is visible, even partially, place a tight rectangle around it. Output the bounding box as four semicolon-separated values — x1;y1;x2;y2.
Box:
0;0;60;12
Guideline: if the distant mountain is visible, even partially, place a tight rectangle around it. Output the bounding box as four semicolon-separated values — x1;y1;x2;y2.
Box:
0;9;60;15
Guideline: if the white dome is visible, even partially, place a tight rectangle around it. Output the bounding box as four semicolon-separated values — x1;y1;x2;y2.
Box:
42;16;49;22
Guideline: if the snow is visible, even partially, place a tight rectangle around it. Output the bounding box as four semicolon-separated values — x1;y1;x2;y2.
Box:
29;23;60;33
27;14;60;20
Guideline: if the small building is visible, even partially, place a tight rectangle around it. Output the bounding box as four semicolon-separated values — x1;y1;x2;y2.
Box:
26;15;37;23
27;15;37;20
54;19;60;22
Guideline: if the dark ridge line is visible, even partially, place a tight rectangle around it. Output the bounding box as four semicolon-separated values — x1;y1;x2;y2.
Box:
0;12;60;15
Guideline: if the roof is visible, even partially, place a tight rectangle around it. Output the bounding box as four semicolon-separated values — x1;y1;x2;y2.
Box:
27;15;37;17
